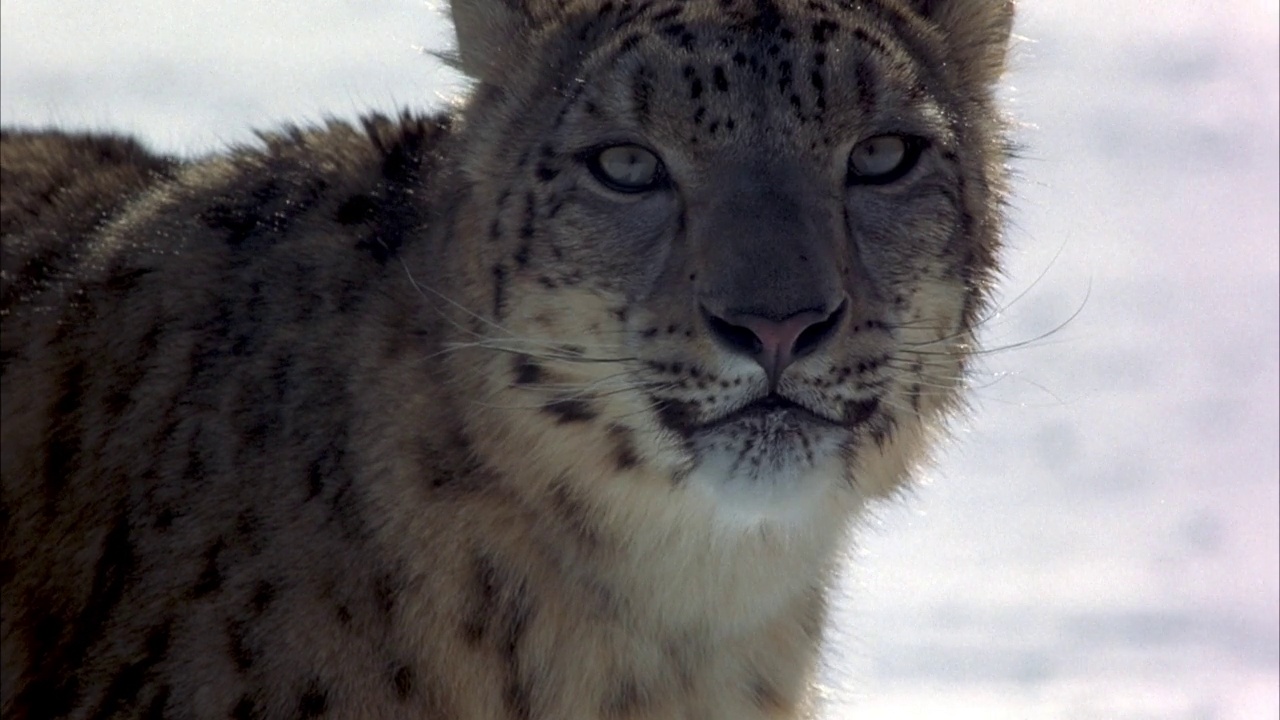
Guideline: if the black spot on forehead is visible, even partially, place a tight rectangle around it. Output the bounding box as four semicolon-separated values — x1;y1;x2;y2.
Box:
652;5;683;22
855;62;878;114
296;679;329;718
661;23;699;51
250;580;275;614
227;619;256;672
391;664;414;700
713;66;730;91
811;18;839;43
617;32;644;54
747;0;785;34
851;27;891;58
631;67;654;121
232;695;258;720
192;538;225;598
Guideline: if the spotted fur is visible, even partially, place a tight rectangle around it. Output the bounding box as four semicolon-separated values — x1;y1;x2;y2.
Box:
1;1;1014;717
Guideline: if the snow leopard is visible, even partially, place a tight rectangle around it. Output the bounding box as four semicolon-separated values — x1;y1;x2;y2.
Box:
0;0;1015;717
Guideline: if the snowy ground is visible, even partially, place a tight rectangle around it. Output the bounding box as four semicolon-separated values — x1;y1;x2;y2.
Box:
3;1;1276;718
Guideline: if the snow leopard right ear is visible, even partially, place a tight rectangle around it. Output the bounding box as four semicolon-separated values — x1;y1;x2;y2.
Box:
448;0;558;82
904;0;1016;89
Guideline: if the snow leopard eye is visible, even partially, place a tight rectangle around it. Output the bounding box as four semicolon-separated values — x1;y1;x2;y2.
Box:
587;144;664;192
846;134;925;185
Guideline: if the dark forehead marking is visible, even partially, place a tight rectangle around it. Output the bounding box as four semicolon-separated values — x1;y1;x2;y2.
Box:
802;13;906;69
851;26;892;58
578;0;929;66
660;22;699;51
630;66;654;124
747;0;785;34
652;5;683;22
811;18;839;43
567;0;942;140
855;62;878;115
833;1;945;75
713;66;730;91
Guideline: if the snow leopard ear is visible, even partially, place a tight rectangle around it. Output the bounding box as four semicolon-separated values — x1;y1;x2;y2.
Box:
449;0;527;81
448;0;561;82
906;0;1015;87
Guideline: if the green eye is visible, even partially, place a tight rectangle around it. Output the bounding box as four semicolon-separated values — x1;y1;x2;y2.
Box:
847;134;925;185
588;144;663;192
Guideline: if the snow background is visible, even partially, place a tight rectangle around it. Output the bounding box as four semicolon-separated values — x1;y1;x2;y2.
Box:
2;1;1276;717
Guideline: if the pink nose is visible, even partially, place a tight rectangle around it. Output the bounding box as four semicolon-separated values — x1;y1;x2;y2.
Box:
702;300;847;387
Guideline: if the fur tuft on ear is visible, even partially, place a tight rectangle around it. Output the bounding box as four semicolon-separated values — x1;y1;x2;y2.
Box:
906;0;1015;87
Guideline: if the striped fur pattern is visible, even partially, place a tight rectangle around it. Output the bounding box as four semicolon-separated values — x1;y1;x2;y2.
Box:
1;1;1014;718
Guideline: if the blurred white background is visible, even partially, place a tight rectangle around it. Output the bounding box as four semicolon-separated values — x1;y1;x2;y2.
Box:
2;1;1276;717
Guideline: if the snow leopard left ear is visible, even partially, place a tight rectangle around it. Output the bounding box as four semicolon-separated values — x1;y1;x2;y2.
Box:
906;0;1015;88
448;0;566;82
449;0;528;81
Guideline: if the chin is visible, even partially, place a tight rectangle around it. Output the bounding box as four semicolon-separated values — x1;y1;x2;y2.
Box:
683;409;853;531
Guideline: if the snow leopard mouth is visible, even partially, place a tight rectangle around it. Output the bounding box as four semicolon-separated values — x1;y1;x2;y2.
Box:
706;394;841;430
651;390;851;445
